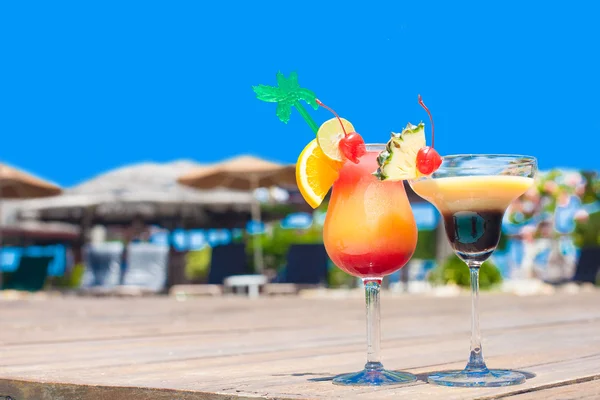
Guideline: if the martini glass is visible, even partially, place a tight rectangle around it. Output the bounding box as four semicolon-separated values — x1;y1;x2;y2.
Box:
324;144;418;386
410;154;537;387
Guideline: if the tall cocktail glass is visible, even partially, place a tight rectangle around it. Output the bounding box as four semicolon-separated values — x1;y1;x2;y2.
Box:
410;154;537;387
324;144;418;386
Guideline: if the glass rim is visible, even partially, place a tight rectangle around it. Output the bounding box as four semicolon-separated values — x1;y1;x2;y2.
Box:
363;149;536;164
437;154;537;169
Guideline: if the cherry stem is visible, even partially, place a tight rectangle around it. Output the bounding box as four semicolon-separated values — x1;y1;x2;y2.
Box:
418;94;435;148
316;99;348;136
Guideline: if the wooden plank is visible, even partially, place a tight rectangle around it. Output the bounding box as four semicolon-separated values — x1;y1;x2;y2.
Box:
500;377;600;399
0;379;272;400
1;297;598;372
1;292;598;345
0;292;598;399
2;315;598;377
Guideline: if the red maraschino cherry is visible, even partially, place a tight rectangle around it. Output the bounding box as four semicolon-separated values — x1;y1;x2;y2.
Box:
416;94;442;175
316;99;366;164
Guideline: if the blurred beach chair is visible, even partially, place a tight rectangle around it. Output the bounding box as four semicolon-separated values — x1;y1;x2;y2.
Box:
118;243;169;295
207;243;250;284
283;244;329;285
265;244;328;295
79;243;123;295
2;255;53;292
166;248;188;288
168;244;248;299
572;246;600;284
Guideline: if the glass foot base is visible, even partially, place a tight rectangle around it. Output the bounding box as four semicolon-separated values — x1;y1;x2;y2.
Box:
427;368;526;387
333;368;417;386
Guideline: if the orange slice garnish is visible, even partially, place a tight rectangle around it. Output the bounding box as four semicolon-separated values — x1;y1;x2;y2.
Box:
296;139;344;208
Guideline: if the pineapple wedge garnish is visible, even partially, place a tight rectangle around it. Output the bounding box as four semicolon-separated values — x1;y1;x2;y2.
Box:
374;122;426;181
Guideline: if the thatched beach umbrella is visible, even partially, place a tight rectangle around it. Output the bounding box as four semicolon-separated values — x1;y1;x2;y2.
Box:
0;162;62;286
17;160;256;230
178;155;296;273
0;163;61;199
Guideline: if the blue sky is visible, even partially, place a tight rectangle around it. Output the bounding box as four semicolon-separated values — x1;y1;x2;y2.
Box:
1;1;599;187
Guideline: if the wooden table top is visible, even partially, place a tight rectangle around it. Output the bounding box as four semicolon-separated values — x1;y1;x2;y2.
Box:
0;290;599;400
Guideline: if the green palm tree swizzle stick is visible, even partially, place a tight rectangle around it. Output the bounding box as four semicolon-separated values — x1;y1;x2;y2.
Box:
253;71;320;134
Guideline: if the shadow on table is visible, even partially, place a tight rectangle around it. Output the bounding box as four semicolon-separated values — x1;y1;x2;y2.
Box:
272;372;336;382
307;375;336;382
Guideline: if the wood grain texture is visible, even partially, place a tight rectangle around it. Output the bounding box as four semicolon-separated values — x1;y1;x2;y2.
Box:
0;291;598;399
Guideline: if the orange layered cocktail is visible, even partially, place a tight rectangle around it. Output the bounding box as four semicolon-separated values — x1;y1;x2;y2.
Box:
324;146;416;278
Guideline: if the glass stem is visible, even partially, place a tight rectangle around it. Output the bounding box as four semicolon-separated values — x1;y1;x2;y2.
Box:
465;262;488;372
363;278;383;370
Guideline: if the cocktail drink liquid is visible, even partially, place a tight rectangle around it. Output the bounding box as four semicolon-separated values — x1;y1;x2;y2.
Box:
409;156;538;387
324;147;417;278
411;175;534;262
324;145;418;386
